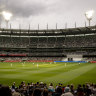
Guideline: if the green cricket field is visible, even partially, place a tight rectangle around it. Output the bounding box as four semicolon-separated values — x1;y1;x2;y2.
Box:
0;62;96;87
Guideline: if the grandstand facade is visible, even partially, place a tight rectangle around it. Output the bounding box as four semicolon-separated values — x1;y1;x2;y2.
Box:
0;26;96;62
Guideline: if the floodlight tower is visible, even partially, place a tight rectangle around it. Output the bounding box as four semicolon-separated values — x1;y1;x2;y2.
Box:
2;11;12;28
85;10;94;26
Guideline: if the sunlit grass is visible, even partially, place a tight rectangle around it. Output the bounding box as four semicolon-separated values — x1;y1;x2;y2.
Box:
0;62;96;87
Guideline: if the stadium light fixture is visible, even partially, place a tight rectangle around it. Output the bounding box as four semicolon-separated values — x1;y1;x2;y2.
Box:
2;11;12;28
85;10;94;26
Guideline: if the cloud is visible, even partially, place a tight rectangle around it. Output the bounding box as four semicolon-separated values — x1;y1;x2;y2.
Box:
0;0;48;17
0;0;96;29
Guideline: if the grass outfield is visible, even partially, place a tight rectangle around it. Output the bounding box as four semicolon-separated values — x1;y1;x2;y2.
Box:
0;62;96;87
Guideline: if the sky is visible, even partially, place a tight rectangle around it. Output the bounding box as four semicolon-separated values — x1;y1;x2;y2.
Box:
0;0;96;29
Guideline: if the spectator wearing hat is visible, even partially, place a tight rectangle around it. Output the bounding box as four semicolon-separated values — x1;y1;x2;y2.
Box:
61;87;73;96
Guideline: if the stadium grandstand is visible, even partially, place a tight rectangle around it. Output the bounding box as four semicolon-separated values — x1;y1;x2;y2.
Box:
0;26;96;96
0;25;96;62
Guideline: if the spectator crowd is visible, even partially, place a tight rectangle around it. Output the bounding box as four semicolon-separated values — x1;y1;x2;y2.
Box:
0;81;96;96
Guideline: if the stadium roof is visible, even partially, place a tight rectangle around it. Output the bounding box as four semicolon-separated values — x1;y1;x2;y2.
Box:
0;25;96;36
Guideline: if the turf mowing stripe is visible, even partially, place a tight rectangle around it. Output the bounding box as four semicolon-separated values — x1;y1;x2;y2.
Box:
0;63;95;86
41;63;96;84
0;63;79;80
23;63;86;78
67;65;96;86
11;63;88;81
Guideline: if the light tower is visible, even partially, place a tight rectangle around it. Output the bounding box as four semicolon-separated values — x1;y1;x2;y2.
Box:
85;10;94;26
2;11;12;28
